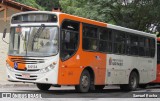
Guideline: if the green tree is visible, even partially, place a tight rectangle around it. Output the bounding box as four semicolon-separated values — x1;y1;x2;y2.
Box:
15;0;44;10
15;0;60;11
36;0;60;11
60;0;160;34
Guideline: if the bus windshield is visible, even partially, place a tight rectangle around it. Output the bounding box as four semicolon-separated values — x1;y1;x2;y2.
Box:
8;26;58;57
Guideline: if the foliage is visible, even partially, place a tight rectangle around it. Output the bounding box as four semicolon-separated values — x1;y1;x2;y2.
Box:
36;0;60;11
59;0;160;34
15;0;60;11
15;0;44;10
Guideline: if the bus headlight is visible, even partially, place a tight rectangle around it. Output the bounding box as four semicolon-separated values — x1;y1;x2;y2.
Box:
6;63;14;71
39;64;55;73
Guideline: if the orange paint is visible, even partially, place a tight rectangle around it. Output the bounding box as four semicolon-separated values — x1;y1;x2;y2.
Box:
6;56;26;70
58;13;107;85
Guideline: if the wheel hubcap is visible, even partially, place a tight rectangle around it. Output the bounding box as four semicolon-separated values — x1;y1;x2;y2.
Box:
131;76;137;88
81;75;89;88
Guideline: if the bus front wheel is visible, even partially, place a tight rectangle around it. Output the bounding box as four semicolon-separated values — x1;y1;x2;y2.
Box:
36;83;51;91
75;70;91;93
120;71;139;91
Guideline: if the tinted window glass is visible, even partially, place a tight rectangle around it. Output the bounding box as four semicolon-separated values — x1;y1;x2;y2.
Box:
12;14;57;24
83;25;98;51
99;28;112;52
61;21;79;61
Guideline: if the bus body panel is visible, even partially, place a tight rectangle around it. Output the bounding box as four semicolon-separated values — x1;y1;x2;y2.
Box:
58;14;107;85
58;51;107;85
152;64;160;83
106;54;156;84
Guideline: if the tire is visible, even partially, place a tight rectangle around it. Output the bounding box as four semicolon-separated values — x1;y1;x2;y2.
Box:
95;85;105;90
120;71;139;91
75;70;91;93
36;83;51;91
139;84;147;89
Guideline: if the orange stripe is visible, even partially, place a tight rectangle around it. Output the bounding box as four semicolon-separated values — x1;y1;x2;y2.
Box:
7;56;26;70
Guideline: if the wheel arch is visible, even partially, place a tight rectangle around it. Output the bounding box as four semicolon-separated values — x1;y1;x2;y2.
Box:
83;66;95;84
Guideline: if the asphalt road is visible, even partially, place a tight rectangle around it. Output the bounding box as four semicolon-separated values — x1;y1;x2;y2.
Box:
0;85;160;101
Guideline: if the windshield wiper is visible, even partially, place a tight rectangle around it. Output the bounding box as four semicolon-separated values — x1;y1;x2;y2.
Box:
34;24;45;39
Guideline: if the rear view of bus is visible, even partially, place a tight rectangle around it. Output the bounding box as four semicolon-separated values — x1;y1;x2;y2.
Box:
6;12;60;90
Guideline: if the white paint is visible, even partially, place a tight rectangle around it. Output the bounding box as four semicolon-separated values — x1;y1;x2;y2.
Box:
105;54;157;84
107;24;155;38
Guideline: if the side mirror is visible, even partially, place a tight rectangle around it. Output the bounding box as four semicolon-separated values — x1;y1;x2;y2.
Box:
2;28;9;44
3;28;7;38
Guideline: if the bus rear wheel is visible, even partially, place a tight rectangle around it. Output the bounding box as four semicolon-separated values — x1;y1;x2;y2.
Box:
75;70;91;93
36;83;51;91
120;71;139;91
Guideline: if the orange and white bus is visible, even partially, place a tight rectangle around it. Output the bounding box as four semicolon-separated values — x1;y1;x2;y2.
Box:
3;11;157;93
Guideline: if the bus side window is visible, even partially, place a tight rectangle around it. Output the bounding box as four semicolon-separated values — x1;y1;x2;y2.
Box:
130;35;138;55
126;35;131;55
83;25;98;51
139;36;145;56
150;39;155;57
99;28;111;52
113;30;125;54
145;38;151;57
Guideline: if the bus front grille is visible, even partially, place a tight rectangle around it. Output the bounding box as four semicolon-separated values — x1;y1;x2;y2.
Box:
10;58;45;64
15;69;40;72
16;77;37;81
15;74;37;81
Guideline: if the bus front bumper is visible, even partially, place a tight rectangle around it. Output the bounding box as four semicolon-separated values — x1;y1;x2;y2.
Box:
6;66;59;85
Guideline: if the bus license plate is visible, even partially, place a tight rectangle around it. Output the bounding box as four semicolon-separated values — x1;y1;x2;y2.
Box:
22;73;30;78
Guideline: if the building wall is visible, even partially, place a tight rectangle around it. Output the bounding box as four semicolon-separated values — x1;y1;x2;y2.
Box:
0;7;20;81
0;8;20;33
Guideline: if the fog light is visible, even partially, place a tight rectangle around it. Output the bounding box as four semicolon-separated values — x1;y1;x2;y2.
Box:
6;63;14;71
50;64;55;69
8;75;10;78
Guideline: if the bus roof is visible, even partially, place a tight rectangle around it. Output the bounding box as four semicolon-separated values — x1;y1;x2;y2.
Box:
11;11;156;38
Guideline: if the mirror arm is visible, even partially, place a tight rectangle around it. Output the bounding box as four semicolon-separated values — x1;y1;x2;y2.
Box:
2;37;9;44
